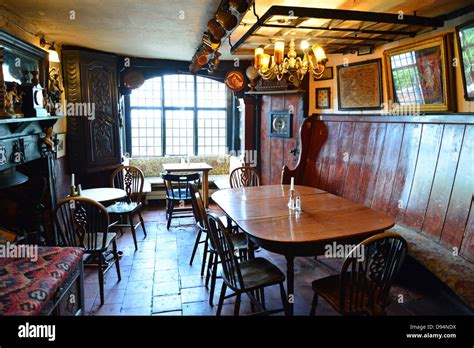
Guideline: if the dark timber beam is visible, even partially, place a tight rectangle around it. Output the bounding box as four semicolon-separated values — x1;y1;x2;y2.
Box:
267;6;445;27
231;5;445;53
259;23;417;37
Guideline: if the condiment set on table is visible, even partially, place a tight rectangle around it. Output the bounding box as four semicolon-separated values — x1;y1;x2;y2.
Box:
288;177;301;211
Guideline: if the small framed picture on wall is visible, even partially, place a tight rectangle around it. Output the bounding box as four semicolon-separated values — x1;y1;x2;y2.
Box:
268;111;292;138
55;133;66;159
313;66;333;81
316;88;331;109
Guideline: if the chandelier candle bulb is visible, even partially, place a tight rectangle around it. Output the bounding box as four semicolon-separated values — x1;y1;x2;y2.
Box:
274;41;285;64
254;47;264;68
301;40;309;51
312;44;327;62
261;54;271;72
71;173;75;187
290;177;294;190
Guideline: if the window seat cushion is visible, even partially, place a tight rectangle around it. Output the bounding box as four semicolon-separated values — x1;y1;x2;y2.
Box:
388;224;474;309
129;155;231;177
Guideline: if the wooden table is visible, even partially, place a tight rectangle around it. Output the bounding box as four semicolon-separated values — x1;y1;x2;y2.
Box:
163;162;213;207
80;188;127;203
212;185;395;315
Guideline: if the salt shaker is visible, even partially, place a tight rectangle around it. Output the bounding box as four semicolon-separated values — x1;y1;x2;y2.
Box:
295;196;301;211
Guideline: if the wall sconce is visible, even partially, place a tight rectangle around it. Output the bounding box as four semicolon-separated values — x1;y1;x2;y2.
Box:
39;36;60;63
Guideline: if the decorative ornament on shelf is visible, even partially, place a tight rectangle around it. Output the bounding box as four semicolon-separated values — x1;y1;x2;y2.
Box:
245;65;258;91
254;38;328;87
48;67;63;116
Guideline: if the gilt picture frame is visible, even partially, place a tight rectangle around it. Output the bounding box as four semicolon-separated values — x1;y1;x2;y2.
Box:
456;20;474;101
384;35;454;112
336;59;383;110
313;66;333;81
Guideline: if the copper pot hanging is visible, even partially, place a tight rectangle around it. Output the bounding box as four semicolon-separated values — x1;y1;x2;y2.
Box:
229;0;248;14
207;18;226;41
215;7;238;31
203;31;222;51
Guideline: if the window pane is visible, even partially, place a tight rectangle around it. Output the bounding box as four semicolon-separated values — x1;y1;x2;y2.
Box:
165;110;194;156
163;74;195;107
130;77;162;107
197;110;226;155
130;109;162;157
196;76;227;108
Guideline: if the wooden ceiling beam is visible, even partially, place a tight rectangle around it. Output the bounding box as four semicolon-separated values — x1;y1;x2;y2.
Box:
231;5;445;53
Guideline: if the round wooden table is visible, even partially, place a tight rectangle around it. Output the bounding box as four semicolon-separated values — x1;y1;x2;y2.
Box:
80;188;127;203
212;185;395;315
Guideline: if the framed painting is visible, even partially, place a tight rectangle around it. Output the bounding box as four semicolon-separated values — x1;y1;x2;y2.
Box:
456;20;474;101
384;35;454;112
337;59;383;110
55;133;66;159
316;87;331;109
268;111;291;138
313;66;333;81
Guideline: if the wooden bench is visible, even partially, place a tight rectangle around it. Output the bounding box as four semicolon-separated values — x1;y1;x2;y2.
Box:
280;115;474;310
388;224;474;308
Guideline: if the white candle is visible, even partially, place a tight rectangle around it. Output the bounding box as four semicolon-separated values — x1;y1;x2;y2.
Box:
71;173;75;187
290;177;294;190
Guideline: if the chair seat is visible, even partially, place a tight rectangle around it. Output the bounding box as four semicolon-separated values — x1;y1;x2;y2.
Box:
312;273;386;315
207;232;252;253
107;202;140;214
83;232;116;251
238;257;285;290
168;189;192;201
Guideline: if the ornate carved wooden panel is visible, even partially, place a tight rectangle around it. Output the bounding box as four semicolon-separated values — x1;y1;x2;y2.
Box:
62;50;121;174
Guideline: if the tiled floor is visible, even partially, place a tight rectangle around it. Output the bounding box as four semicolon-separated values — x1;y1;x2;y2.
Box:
84;203;473;316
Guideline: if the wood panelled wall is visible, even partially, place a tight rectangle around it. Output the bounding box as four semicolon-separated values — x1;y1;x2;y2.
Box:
259;94;305;185
280;115;473;262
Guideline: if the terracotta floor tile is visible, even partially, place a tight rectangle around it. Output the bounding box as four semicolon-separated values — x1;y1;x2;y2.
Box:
120;307;152;315
101;289;126;305
122;292;152;309
154;258;178;271
180;275;206;289
126;279;154;295
152;294;182;313
154;269;180;283
181;286;209;304
153;281;181;296
182;301;215;316
90;303;122;316
128;267;155;281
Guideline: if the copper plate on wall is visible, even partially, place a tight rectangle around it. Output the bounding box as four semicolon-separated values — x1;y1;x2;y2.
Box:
123;69;145;89
224;70;245;92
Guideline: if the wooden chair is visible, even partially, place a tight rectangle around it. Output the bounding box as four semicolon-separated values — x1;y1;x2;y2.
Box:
107;165;147;251
229;166;260;188
54;197;121;306
207;213;287;316
192;190;255;307
162;172;200;230
310;232;408;316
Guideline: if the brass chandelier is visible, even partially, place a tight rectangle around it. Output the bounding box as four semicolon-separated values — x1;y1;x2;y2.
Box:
254;38;328;86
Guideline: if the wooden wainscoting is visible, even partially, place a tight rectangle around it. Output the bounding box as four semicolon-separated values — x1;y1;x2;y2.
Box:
281;115;473;262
